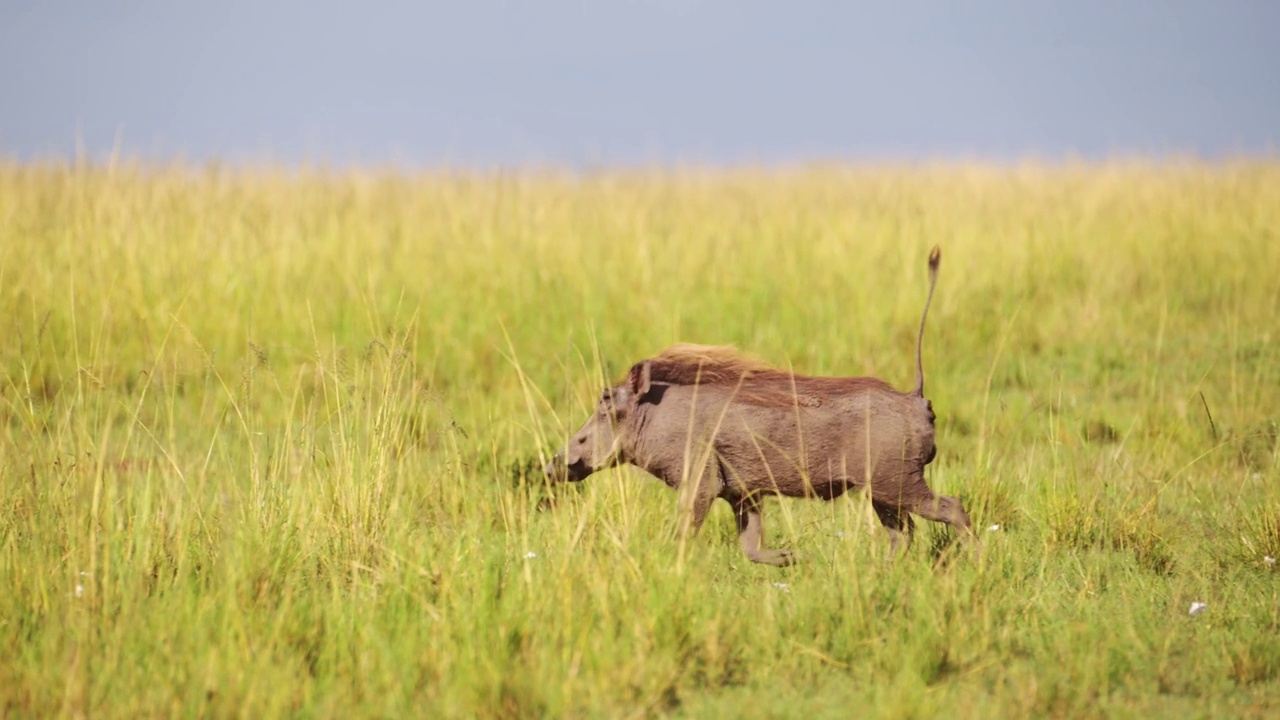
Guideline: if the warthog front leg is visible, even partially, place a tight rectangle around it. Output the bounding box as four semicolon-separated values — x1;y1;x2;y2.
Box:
677;464;724;539
731;494;795;567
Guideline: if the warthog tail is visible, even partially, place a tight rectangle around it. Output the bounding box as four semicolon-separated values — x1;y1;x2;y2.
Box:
913;246;941;398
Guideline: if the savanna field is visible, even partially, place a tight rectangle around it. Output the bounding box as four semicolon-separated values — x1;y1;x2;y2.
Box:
1;160;1278;718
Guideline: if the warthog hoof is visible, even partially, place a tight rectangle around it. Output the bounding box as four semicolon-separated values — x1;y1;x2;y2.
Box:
750;549;796;567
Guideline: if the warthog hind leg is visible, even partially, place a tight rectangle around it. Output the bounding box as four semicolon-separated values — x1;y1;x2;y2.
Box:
872;499;915;558
904;485;979;558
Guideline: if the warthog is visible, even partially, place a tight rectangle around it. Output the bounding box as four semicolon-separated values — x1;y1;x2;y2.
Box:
545;246;974;566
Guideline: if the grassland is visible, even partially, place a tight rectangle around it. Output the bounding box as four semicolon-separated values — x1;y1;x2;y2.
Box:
1;159;1278;718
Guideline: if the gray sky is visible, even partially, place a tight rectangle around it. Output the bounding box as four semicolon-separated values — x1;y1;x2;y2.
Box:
2;0;1277;167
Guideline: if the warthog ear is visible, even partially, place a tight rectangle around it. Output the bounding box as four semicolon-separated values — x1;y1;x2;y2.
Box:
627;360;652;400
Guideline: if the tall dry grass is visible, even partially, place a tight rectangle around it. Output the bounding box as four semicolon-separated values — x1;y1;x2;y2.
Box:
1;159;1278;717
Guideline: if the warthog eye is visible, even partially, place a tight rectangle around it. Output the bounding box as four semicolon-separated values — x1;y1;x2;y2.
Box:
598;388;616;412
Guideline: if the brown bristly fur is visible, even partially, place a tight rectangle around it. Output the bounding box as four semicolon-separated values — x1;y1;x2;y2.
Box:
631;343;892;408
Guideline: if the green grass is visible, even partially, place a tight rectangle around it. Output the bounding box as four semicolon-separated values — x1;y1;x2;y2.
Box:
2;159;1279;718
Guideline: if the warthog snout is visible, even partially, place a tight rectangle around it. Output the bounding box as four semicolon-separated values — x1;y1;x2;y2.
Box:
544;450;591;483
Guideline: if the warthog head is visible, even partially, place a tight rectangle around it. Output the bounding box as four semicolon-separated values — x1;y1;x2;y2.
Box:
545;362;652;482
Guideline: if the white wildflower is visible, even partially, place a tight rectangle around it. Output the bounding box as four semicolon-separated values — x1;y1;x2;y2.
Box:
1188;601;1207;617
986;524;1001;532
523;551;538;559
772;582;790;593
1265;556;1276;567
